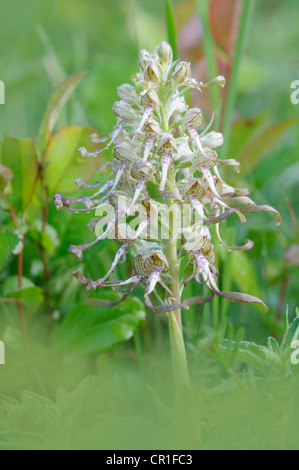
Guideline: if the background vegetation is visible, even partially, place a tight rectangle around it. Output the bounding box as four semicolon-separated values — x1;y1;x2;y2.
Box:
0;0;298;450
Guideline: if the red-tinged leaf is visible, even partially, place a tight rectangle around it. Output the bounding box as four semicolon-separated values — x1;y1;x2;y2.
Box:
0;163;13;195
228;110;274;158
210;0;238;54
237;118;299;175
1;135;39;213
44;125;102;195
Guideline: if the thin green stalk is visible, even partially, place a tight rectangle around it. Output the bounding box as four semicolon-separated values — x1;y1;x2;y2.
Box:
165;0;178;60
168;311;190;387
221;0;256;157
196;0;220;128
5;198;29;358
164;170;190;386
159;67;190;387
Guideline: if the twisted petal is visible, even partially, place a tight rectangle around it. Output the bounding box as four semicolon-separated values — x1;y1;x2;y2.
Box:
238;204;282;226
216;223;254;252
144;270;188;313
214;290;269;312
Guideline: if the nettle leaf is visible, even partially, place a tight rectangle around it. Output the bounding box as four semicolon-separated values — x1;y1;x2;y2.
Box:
1;135;39;213
0;163;13;195
221;339;280;372
267;336;281;355
1;276;43;314
56;296;145;355
0;230;19;270
281;316;299;351
237;118;299;175
36;71;87;155
44;125;102;195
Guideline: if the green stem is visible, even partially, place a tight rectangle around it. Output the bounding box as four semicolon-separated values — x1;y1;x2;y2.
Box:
165;224;190;387
160;85;190;386
4;198;29;358
221;0;256;157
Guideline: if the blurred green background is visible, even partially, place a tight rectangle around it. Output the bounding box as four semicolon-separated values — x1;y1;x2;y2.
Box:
0;0;299;450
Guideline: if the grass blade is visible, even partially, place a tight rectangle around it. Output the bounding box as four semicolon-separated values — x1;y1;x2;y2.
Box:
165;0;178;60
196;0;220;127
221;0;256;157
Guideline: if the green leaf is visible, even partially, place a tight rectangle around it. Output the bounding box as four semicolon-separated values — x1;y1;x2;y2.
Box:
1;135;39;213
267;336;281;355
237;118;299;175
56;296;145;355
281;316;299;351
221;339;280;371
36;71;87;156
2;276;35;295
0;164;13;195
1;276;43;314
43;125;102;195
27;222;59;256
0;230;18;270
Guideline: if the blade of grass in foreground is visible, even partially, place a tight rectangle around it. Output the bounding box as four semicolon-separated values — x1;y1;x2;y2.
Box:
165;0;178;60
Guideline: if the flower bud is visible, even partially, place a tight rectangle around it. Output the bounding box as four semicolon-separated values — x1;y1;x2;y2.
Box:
182;108;203;129
144;250;169;273
109;190;130;209
131;161;154;179
141;89;159;108
138;49;153;70
185;180;205;200
112;101;136;121
117;84;138;102
200;131;224;149
144;119;162;135
173;61;191;85
144;63;160;84
113;142;136;162
156;41;172;65
135;80;151;96
201;75;226;88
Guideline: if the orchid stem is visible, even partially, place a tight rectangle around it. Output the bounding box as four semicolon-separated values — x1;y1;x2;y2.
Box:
161;81;190;387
